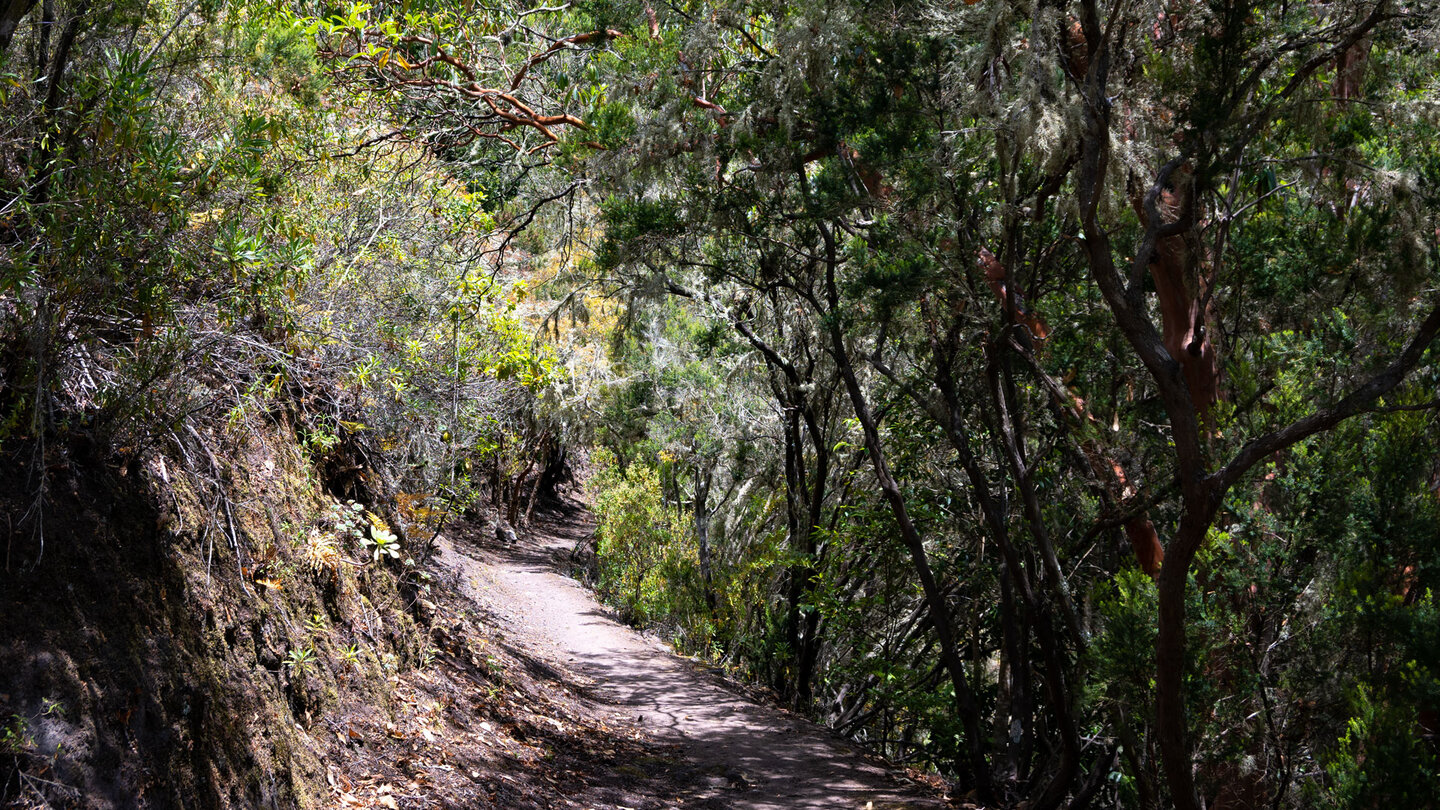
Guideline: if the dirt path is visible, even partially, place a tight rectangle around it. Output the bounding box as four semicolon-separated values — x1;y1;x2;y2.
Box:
433;502;949;809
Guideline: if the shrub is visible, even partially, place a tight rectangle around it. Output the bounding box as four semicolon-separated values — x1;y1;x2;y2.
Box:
588;448;703;632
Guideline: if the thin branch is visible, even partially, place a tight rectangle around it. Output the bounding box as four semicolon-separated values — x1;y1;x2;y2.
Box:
1215;299;1440;492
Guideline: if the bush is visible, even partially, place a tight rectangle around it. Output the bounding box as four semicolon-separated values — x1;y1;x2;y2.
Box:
1316;683;1440;809
588;447;704;633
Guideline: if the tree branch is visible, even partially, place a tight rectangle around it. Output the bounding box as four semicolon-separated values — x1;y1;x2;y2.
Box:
1215;299;1440;492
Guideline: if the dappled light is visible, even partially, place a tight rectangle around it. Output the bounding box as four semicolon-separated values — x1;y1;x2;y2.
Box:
3;0;1440;808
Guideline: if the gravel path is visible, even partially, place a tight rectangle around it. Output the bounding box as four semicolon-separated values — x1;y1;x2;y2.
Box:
433;504;949;810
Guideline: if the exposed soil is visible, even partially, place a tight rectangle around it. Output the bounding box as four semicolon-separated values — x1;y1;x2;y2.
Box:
0;429;436;810
2;450;953;809
429;498;954;809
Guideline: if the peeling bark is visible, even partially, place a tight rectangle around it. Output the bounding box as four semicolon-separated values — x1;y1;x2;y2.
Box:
979;246;1164;577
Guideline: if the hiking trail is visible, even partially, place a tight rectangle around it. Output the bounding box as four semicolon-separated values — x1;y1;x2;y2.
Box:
432;499;952;810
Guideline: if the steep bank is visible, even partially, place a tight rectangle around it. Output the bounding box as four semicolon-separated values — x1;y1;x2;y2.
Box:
1;428;954;808
0;422;431;807
0;424;673;808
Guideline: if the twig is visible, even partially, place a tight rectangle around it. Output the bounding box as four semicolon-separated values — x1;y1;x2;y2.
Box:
185;424;252;596
142;0;204;65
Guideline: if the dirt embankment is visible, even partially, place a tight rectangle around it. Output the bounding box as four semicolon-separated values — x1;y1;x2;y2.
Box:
2;427;950;809
0;424;429;809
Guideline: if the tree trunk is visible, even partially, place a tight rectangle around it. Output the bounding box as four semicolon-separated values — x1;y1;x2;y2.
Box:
1153;511;1210;810
987;354;1080;810
779;398;805;699
694;467;715;611
0;0;35;54
28;1;84;208
996;572;1027;788
34;0;51;79
837;353;990;790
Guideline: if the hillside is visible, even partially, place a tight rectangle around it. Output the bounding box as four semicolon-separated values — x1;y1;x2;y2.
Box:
0;444;949;809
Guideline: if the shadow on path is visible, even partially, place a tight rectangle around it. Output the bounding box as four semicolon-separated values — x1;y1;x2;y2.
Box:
436;498;950;810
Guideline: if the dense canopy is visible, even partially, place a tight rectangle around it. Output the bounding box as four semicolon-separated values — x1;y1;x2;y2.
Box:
3;0;1440;807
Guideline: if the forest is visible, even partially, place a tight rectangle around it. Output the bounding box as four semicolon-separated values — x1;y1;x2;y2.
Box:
2;0;1440;808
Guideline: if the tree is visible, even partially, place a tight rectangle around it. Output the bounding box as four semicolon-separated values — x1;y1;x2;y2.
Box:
577;0;1440;805
1055;3;1440;806
311;0;1440;802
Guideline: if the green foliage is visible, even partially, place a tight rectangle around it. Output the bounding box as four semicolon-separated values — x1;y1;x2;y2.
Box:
588;448;704;633
361;523;402;562
4;0;1440;803
327;501;369;545
341;643;364;669
237;11;326;105
564;0;1440;800
0;715;31;756
284;646;318;676
594;197;684;271
1316;684;1440;808
1090;569;1160;711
